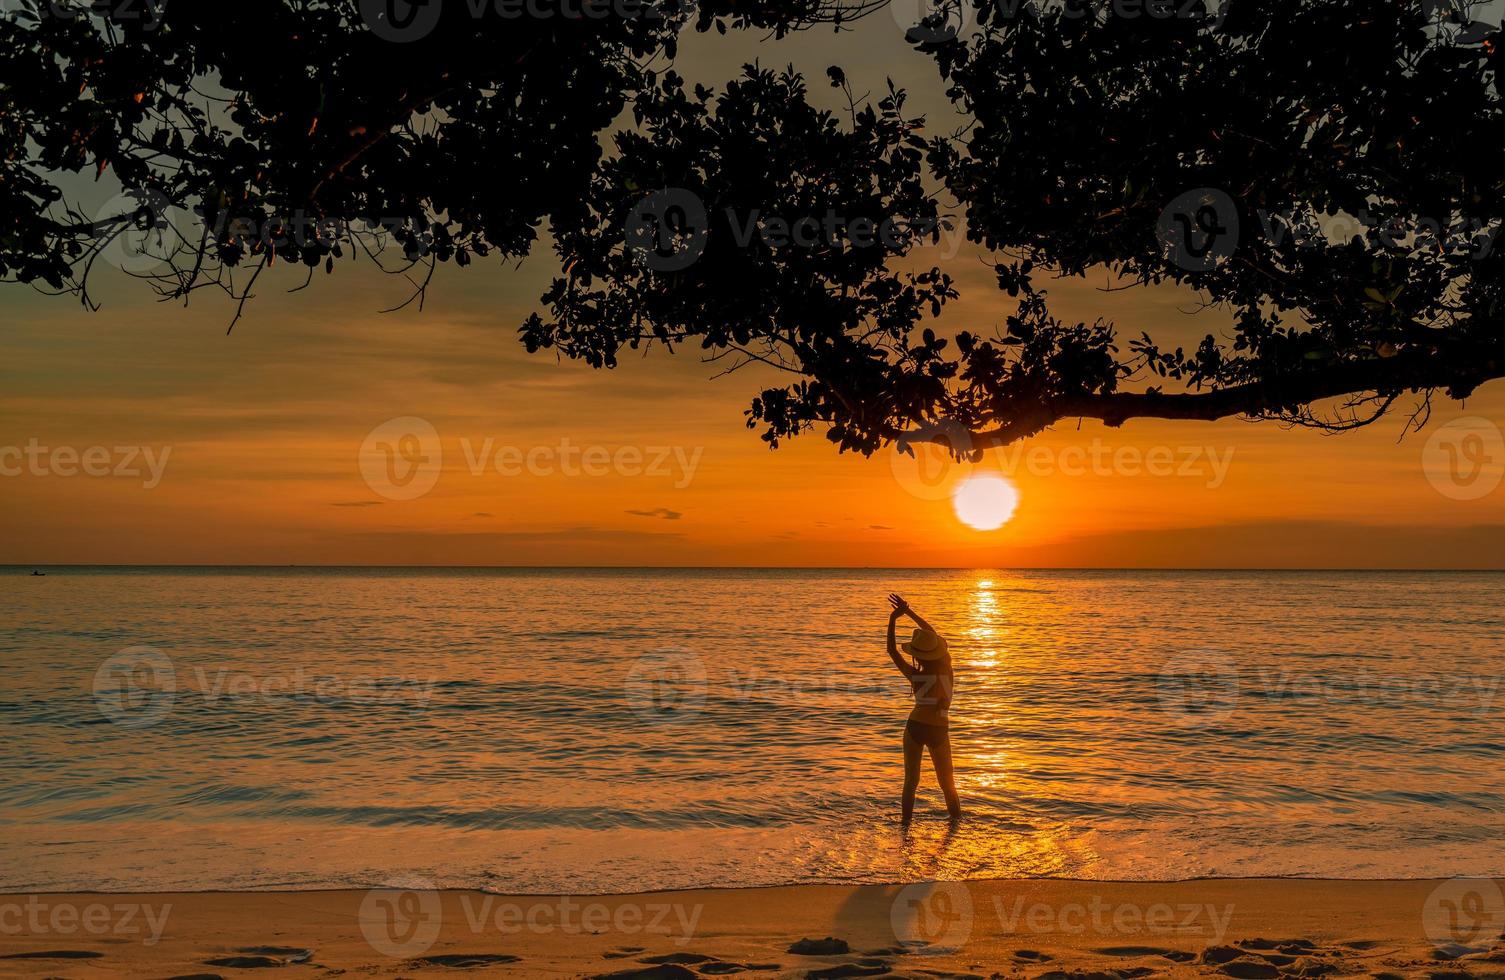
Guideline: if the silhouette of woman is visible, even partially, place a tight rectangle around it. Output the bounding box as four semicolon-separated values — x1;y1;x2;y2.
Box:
886;593;961;823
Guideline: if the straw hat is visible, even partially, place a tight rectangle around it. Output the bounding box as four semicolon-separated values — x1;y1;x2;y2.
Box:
901;628;948;661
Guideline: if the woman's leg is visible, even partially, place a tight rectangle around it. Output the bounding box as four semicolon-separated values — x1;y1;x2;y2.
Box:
901;729;923;823
928;732;962;821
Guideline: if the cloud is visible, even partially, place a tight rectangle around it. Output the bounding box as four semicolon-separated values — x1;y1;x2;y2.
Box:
869;524;894;531
473;512;493;518
332;501;382;507
626;507;682;520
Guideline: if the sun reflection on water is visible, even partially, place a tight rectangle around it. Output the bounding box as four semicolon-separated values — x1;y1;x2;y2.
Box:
967;577;1003;668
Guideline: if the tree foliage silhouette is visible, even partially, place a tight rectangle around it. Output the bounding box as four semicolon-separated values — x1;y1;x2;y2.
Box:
3;0;1502;451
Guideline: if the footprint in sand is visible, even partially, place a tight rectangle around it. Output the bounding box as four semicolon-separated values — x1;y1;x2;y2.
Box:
806;964;890;979
1094;945;1196;962
410;953;522;968
1216;961;1282;980
1095;946;1172;957
789;938;852;955
1243;939;1318;953
641;953;719;965
1204;944;1315;968
594;966;702;980
700;961;783;974
1433;943;1492;960
636;951;780;974
1433;968;1505;980
204;946;315;969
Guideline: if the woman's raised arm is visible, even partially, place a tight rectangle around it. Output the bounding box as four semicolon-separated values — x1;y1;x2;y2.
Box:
886;593;917;677
890;592;937;634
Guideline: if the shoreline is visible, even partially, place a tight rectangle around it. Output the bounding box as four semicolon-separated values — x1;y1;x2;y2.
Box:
2;879;1501;978
4;874;1503;898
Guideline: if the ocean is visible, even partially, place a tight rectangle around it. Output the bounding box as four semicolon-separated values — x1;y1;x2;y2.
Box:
2;567;1502;892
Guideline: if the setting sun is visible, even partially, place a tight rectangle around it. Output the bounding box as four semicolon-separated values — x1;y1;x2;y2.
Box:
952;474;1020;531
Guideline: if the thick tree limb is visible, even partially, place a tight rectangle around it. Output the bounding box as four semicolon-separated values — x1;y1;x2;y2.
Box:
896;349;1505;451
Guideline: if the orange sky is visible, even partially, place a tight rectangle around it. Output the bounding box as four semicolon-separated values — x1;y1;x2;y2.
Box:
3;16;1504;567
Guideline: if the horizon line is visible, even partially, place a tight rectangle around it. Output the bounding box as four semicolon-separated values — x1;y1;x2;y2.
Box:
7;563;1505;572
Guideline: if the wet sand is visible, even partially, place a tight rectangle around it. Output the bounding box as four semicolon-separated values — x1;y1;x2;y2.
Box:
1;879;1502;978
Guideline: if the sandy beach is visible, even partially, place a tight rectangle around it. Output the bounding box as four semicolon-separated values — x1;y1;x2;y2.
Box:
2;879;1502;979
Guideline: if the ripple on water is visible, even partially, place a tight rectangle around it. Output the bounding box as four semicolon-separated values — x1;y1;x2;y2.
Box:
1;567;1502;890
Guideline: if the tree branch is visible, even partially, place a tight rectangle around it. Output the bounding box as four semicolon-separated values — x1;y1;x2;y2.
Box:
895;349;1505;450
